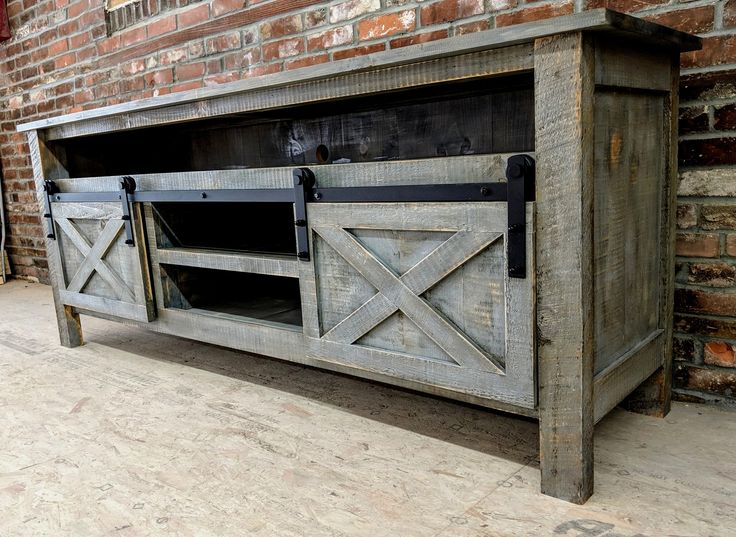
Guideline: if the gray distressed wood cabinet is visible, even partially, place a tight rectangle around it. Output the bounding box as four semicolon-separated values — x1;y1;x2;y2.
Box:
19;9;700;503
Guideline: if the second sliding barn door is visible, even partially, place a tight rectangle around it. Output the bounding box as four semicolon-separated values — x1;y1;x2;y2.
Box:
302;202;536;408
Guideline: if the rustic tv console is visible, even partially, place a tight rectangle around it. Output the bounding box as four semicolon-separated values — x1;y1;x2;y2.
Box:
19;9;699;503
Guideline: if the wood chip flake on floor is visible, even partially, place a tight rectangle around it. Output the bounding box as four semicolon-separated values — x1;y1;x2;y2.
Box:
0;281;734;537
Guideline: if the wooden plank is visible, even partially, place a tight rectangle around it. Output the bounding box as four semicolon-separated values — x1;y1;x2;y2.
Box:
321;230;502;346
52;153;526;193
534;32;596;504
314;225;505;375
156;248;299;278
59;290;151;323
622;54;680;418
594;38;671;91
42;45;535;140
27;130;83;348
593;330;663;423
593;91;664;374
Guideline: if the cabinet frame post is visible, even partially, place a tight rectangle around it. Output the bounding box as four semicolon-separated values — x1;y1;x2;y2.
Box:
534;32;596;504
27;130;84;348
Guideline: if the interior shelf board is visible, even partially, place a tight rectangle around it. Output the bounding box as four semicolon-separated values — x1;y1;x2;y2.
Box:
155;247;299;278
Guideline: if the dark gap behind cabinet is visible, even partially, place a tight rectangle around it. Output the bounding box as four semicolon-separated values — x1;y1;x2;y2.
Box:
53;74;534;177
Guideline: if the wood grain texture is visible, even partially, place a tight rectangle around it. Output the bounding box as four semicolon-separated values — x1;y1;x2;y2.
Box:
52;154;521;193
622;53;680;418
304;202;535;408
50;200;156;323
593;91;664;374
139;199;537;411
155;248;299;279
534;32;596;504
594;330;663;423
42;45;534;141
27;130;83;348
594;38;671;91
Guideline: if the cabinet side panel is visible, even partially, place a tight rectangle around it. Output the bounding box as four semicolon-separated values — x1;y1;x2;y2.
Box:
593;91;665;374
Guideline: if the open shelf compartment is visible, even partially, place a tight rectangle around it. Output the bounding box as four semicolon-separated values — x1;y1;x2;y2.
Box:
152;201;298;256
159;264;303;328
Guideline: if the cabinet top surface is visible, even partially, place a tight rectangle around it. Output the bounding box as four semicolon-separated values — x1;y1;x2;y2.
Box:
18;8;700;135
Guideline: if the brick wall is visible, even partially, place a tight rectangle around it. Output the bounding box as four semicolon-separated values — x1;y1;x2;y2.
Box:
1;0;735;405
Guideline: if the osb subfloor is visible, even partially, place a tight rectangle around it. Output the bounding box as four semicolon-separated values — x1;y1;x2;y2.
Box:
1;281;734;537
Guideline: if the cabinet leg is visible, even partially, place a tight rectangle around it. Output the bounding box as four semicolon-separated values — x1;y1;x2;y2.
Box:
56;304;83;348
539;403;594;504
621;365;672;418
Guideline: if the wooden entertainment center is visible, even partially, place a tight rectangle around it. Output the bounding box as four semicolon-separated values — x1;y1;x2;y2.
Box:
19;10;700;503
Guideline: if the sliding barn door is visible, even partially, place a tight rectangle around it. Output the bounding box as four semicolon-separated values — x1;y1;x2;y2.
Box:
304;202;535;408
50;202;155;322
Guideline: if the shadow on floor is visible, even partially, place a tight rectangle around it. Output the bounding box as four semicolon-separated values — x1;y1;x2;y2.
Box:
88;326;540;468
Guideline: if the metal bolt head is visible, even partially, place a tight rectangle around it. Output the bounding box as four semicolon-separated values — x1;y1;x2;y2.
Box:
201;192;207;199
508;163;523;180
313;192;322;201
480;186;490;196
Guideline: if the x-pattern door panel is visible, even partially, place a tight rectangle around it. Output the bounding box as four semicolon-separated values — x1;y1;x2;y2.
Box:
51;202;154;322
304;202;535;408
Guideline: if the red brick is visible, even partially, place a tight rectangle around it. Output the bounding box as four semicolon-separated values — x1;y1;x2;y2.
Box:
263;37;305;61
421;0;484;26
144;68;174;87
47;39;68;56
644;6;714;34
177;4;210;29
496;2;573;27
305;8;328;29
584;0;667;12
261;14;302;40
69;32;91;49
685;262;736;288
677;204;698;229
223;47;261;70
242;62;282;79
286;53;329;70
679;106;709;135
206;32;242;54
680;138;736;167
675;288;736;316
390;29;449;49
675;315;736;340
172;80;204;93
724;0;736;29
54;53;75;69
212;0;244;17
96;36;120;56
727;235;736;257
715;104;736;131
307;25;354;51
701;205;736;230
358;10;416;40
160;47;189;65
147;14;176;38
676;233;720;258
704;342;736;368
332;43;385;60
176;62;206;81
455;19;492;35
681;366;736;397
67;0;89;18
330;0;380;23
682;35;736;69
120;26;147;48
